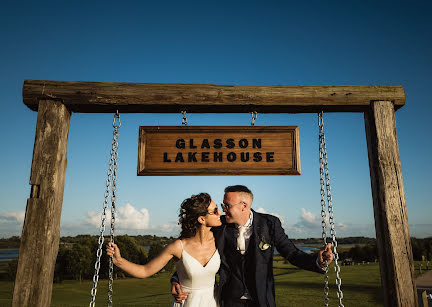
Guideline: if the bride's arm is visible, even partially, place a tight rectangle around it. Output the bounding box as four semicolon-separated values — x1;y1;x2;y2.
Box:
106;240;180;278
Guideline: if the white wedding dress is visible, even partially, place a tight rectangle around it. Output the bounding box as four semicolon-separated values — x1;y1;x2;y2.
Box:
172;241;220;307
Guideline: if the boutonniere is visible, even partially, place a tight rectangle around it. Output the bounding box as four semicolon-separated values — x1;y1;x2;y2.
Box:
259;235;271;250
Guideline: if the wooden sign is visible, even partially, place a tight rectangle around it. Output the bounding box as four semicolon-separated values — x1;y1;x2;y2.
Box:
137;126;300;176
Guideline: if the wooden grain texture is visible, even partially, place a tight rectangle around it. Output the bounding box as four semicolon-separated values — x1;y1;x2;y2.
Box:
12;100;71;307
137;126;300;175
364;101;417;307
23;80;405;113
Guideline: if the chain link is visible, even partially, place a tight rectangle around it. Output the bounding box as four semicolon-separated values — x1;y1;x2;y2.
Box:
251;111;258;126
319;111;344;307
181;111;188;126
90;111;120;307
319;113;330;306
107;114;119;306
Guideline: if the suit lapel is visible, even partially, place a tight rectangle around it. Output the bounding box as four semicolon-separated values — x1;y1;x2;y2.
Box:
213;218;238;257
252;209;262;252
225;223;238;253
212;226;223;252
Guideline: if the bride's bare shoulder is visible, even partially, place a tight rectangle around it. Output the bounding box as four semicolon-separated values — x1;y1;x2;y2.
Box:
165;239;184;259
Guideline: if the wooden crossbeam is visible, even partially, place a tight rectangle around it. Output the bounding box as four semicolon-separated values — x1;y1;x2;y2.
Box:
23;80;405;113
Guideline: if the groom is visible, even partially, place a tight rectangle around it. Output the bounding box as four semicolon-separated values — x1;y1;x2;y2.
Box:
173;185;333;307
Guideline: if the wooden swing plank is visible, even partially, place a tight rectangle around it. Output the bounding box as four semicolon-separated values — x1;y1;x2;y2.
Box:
23;80;405;113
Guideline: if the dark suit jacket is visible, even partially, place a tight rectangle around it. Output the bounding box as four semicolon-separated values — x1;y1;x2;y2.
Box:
212;209;323;307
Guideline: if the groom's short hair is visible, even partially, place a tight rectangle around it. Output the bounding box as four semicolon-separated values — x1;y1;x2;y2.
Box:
224;185;253;201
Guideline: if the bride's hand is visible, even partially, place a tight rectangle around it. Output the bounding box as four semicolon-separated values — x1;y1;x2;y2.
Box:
171;282;189;303
106;242;122;265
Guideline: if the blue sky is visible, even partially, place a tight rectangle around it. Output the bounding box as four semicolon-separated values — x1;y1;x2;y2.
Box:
1;1;431;239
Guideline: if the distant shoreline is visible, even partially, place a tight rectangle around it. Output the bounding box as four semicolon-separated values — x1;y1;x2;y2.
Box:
0;249;19;263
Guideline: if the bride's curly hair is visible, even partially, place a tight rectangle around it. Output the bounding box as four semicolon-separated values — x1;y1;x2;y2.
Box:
178;193;212;239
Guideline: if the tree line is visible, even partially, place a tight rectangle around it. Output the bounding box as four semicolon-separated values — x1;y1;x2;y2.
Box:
327;237;432;263
292;236;377;245
2;235;176;283
53;235;176;282
3;236;431;282
0;235;380;250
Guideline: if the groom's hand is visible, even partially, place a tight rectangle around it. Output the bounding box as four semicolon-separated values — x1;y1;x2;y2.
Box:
171;282;189;303
318;243;333;268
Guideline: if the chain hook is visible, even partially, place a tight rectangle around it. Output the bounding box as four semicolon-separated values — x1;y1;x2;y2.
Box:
113;110;121;128
181;111;188;126
251;111;258;126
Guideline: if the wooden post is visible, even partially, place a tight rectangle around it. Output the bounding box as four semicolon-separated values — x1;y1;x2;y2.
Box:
364;101;417;307
421;290;428;307
12;100;71;307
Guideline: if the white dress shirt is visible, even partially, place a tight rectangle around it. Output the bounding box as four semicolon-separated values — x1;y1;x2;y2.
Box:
236;211;253;299
236;211;253;252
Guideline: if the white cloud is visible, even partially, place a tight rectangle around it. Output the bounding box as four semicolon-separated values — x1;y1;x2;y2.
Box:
0;211;25;238
286;208;349;238
117;203;150;230
300;208;320;228
86;203;150;230
254;207;351;238
86;211;103;228
2;206;429;239
255;207;285;225
0;211;25;224
158;223;180;234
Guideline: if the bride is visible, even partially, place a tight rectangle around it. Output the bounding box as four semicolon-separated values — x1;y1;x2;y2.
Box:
106;193;222;306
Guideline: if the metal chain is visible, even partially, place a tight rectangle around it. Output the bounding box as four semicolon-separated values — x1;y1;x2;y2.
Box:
319;113;330;307
90;111;120;307
319;111;344;307
181;111;188;126
251;111;258;126
108;111;120;306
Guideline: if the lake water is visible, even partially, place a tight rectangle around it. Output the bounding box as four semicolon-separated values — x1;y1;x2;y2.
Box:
0;249;19;262
297;245;320;254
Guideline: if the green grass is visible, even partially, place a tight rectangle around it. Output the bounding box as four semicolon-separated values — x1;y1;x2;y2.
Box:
273;260;383;306
0;280;13;307
0;263;387;307
0;272;176;307
51;273;176;307
2;260;431;306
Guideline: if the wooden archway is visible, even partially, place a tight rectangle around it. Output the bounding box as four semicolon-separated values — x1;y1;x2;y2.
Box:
13;80;416;306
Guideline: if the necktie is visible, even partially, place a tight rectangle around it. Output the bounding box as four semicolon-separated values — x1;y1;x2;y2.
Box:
237;226;247;255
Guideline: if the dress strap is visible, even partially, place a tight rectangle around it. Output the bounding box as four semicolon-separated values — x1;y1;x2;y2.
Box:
179;239;184;250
